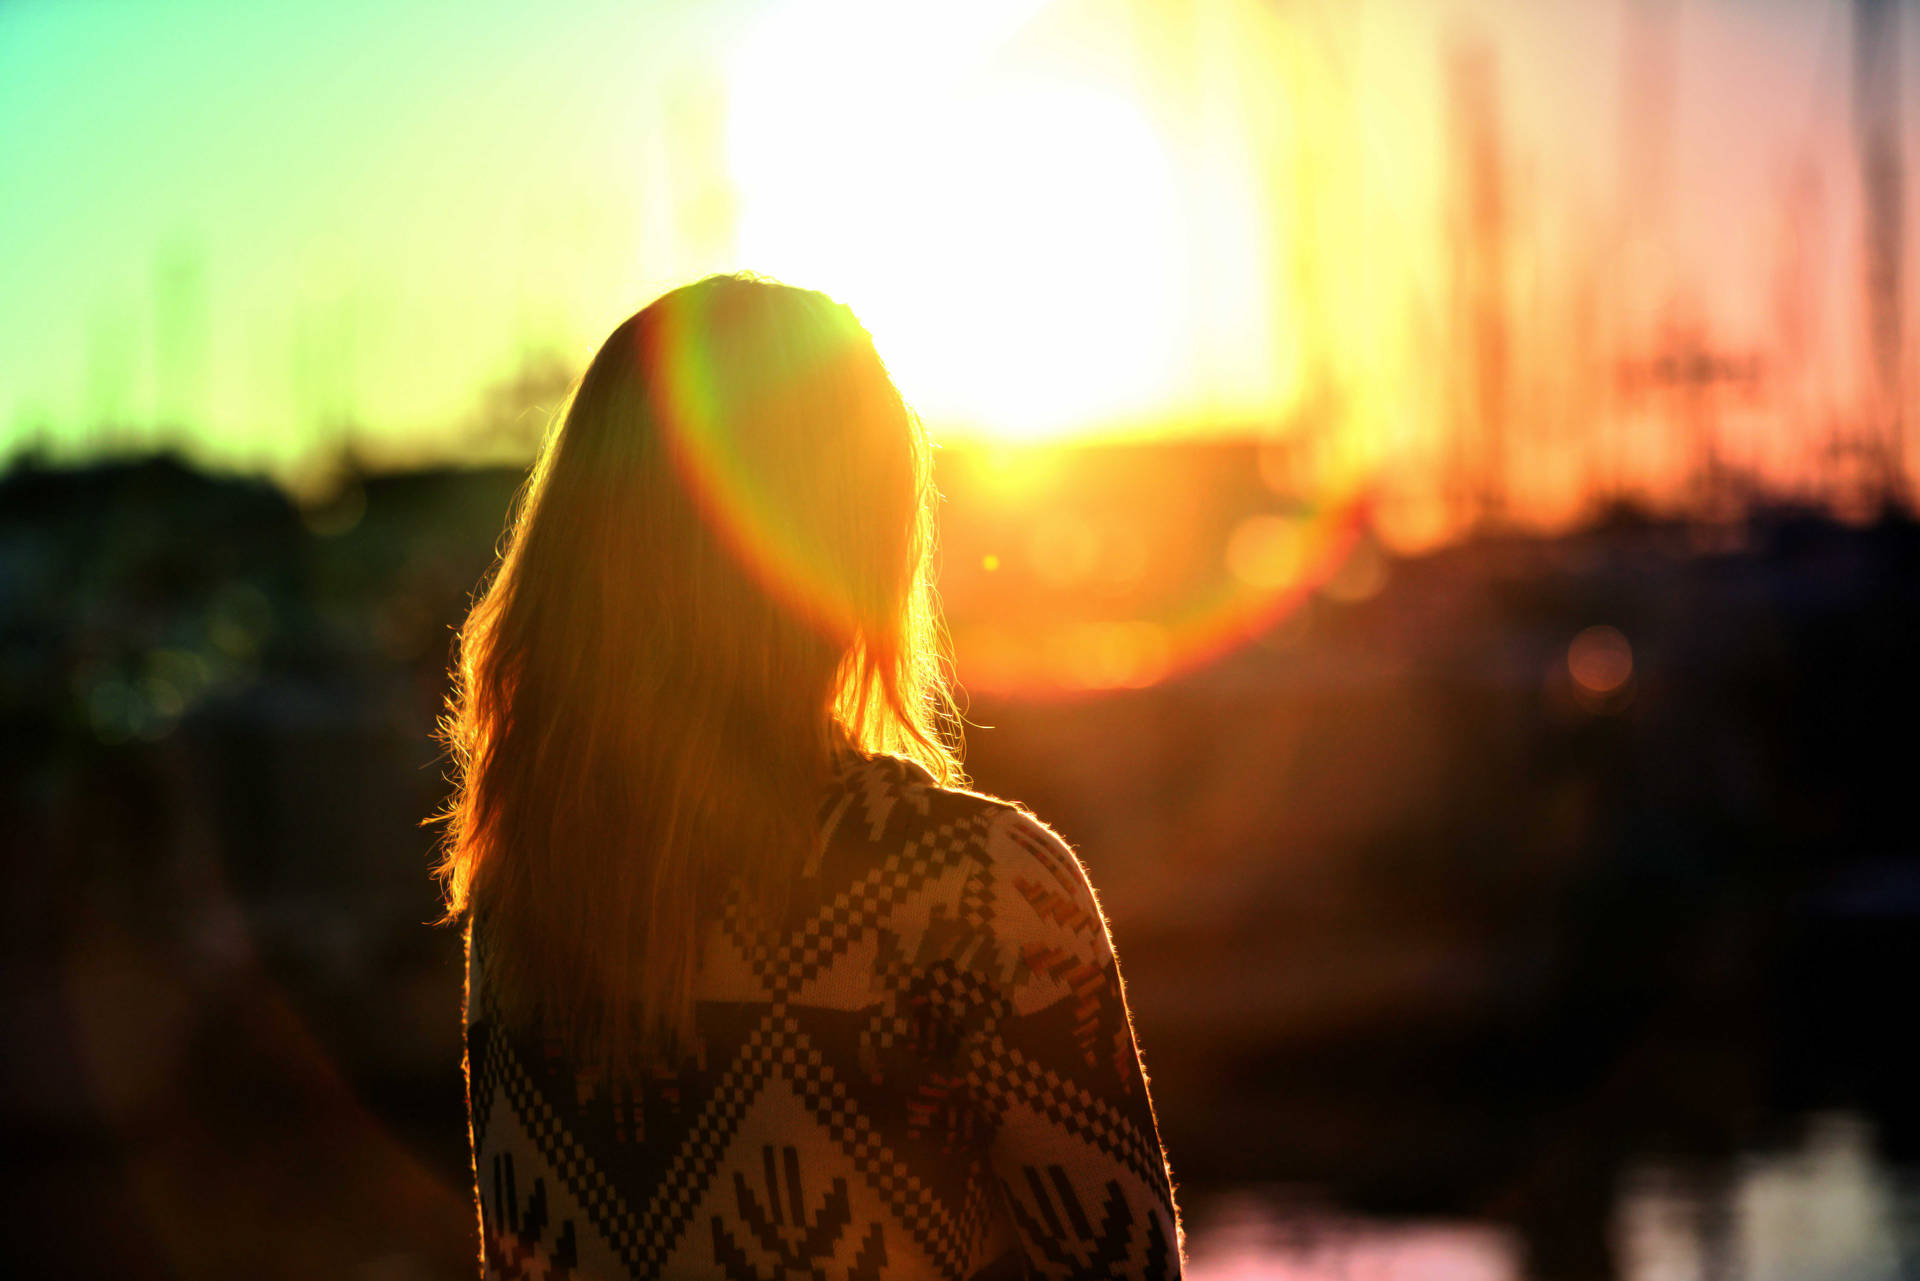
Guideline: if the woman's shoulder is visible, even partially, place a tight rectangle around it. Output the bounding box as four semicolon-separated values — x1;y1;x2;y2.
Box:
830;749;1070;847
826;751;1105;939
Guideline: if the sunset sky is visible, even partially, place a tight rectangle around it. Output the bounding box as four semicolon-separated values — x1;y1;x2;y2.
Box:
2;0;1913;507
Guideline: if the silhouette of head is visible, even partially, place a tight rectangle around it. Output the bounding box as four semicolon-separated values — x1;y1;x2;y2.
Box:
435;274;959;1067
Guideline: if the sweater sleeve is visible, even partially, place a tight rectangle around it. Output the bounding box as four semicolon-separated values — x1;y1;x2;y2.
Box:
967;807;1183;1281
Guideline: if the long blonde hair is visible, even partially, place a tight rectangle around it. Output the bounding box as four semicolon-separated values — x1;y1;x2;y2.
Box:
433;274;962;1070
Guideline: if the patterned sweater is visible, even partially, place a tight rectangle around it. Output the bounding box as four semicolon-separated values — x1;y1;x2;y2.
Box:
464;751;1182;1280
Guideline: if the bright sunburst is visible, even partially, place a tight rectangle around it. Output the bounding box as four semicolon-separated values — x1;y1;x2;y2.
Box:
723;0;1294;444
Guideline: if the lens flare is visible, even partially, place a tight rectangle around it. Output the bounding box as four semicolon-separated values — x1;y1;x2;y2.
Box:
1568;625;1634;696
945;448;1372;698
641;287;901;645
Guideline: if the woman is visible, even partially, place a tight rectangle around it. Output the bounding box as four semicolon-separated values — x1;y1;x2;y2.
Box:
434;274;1182;1280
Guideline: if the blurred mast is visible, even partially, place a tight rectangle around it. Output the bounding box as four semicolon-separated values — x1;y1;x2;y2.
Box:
1611;0;1765;520
1273;0;1342;501
1772;162;1824;504
153;242;209;443
1446;35;1508;529
1613;0;1677;510
1853;0;1907;506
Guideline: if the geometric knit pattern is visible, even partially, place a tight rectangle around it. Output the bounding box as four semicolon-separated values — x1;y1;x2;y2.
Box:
464;749;1183;1280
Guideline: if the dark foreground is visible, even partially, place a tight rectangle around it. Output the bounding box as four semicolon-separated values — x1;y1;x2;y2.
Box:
2;453;1916;1279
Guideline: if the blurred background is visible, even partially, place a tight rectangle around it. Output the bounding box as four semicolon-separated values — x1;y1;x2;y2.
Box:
3;0;1919;1277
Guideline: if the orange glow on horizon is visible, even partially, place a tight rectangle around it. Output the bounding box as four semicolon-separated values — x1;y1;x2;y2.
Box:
3;0;1906;547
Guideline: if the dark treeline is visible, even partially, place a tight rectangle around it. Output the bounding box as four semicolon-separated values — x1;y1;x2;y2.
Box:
1;451;1916;1280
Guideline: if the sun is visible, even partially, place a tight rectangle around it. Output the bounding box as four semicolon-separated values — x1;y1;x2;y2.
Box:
723;7;1189;443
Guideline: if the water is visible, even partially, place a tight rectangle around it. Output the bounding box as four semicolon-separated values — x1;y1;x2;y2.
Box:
1185;1192;1517;1280
1185;1113;1920;1281
1616;1114;1920;1281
